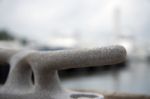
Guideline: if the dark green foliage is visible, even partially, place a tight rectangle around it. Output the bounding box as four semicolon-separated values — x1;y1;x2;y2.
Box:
0;30;14;40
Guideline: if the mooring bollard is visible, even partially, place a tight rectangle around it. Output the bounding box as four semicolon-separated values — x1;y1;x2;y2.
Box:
0;45;126;99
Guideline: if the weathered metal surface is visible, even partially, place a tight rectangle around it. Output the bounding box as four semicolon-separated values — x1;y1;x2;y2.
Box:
0;45;126;99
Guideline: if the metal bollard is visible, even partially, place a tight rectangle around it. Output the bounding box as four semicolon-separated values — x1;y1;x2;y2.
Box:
0;45;126;99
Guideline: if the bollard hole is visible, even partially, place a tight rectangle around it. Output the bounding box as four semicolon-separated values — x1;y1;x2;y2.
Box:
0;63;10;84
23;62;35;85
17;61;35;86
31;72;34;85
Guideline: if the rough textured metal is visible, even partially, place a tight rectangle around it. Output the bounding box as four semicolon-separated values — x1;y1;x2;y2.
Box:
0;45;126;99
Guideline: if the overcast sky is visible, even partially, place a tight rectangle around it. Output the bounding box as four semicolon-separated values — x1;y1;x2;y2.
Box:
0;0;150;47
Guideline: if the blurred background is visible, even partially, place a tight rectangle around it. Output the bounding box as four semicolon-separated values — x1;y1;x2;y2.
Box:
0;0;150;95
